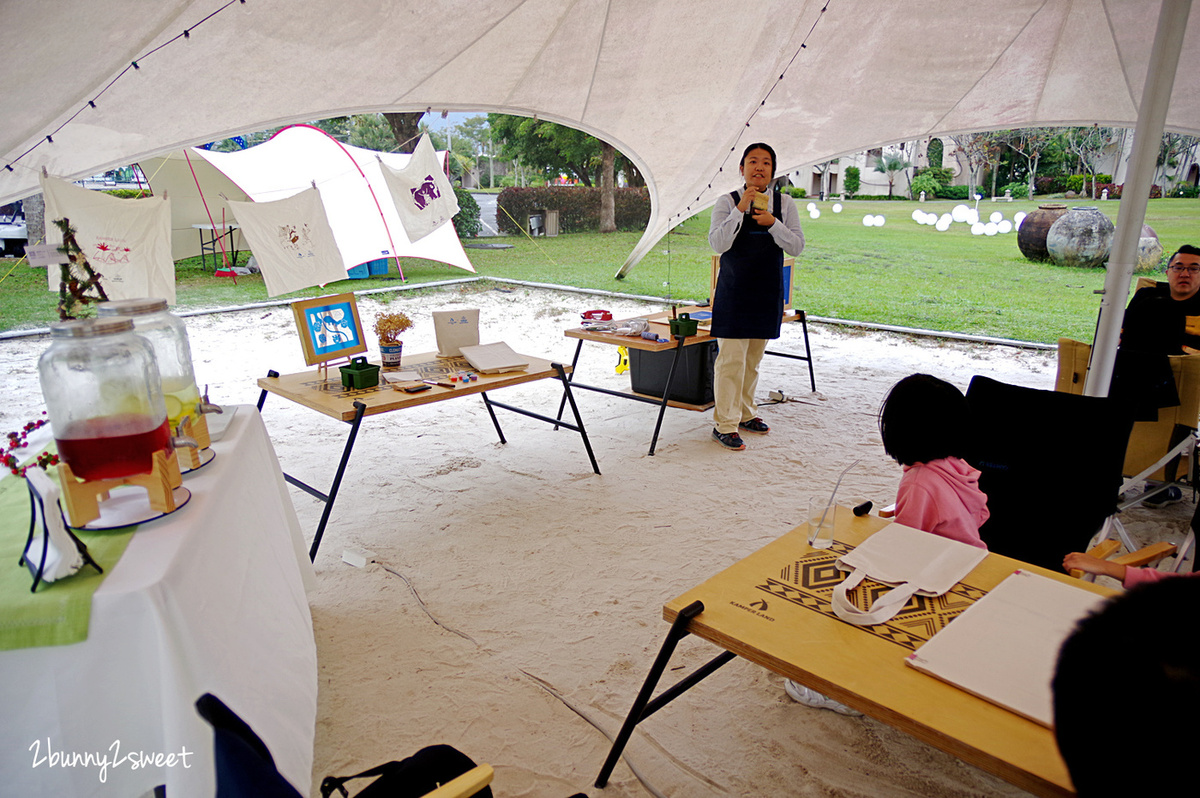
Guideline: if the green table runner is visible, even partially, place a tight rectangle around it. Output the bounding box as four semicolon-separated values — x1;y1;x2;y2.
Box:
0;463;135;651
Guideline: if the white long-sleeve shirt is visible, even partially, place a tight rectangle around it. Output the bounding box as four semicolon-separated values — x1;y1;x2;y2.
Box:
708;189;805;257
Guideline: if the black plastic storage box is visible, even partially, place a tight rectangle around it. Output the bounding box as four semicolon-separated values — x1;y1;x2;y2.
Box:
628;340;717;405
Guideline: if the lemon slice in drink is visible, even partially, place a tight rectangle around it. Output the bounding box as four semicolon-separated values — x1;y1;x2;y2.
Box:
164;394;184;423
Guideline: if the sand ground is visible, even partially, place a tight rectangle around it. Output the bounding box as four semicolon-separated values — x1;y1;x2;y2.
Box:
2;283;1192;797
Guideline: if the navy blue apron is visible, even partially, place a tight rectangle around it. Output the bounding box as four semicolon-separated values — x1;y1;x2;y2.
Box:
711;189;785;339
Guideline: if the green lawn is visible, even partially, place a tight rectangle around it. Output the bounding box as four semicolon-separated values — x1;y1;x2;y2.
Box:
3;197;1197;344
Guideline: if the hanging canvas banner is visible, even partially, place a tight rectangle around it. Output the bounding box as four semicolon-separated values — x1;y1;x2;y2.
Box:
40;175;176;303
227;187;348;297
379;133;459;243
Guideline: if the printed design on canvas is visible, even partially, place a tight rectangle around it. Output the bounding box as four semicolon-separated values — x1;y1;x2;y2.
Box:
410;175;441;210
277;223;316;258
91;237;133;265
752;544;988;650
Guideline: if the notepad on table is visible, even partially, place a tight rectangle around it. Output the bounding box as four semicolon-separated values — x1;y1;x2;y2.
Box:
458;342;529;374
905;569;1108;727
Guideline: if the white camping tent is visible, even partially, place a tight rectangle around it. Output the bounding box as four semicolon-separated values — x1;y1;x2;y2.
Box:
3;0;1198;270
2;0;1198;389
141;126;474;274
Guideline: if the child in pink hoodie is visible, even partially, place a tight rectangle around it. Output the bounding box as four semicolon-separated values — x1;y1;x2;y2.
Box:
879;374;990;549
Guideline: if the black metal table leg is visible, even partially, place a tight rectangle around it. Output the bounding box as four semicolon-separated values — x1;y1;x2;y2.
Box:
554;339;585;429
554;362;600;475
647;336;686;456
305;401;366;561
256;370;279;411
764;310;816;392
480;391;507;444
595;600;736;788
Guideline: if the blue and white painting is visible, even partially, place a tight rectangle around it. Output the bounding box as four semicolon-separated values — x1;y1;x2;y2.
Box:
306;301;361;356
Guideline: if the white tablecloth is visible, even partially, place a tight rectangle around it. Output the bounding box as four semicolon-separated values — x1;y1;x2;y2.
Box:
0;406;317;797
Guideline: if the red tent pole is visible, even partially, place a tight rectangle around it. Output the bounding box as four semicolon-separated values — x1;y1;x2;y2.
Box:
281;123;406;281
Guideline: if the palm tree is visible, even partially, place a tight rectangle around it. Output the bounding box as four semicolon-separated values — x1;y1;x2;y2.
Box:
873;153;912;198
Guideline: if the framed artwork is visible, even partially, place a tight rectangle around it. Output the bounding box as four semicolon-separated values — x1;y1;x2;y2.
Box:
291;293;368;366
710;255;794;310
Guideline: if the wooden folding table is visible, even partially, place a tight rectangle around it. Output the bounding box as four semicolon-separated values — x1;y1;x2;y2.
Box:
561;306;815;455
258;350;598;560
596;507;1115;796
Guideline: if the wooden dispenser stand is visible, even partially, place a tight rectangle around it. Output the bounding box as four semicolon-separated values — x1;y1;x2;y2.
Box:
58;448;182;527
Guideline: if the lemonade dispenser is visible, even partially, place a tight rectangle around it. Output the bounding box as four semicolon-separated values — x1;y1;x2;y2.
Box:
37;318;184;526
97;298;219;470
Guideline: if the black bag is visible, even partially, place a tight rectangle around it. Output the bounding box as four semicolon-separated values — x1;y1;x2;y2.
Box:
320;745;493;798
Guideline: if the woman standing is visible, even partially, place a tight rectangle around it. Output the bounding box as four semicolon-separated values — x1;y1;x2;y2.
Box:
707;142;805;450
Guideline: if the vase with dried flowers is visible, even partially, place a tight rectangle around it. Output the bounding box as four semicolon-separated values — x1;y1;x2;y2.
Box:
374;311;413;368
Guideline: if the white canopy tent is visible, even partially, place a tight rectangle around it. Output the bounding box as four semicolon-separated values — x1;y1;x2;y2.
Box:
3;0;1199;386
140;126;474;275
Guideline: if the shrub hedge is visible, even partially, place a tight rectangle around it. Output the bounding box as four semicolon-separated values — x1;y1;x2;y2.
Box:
452;187;482;238
909;174;941;199
1036;175;1068;194
1000;182;1030;199
914;166;954;185
495;187;650;234
935;185;972;200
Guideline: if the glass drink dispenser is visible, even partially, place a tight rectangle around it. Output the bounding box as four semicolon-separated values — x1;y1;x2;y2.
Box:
37;318;171;481
96;298;202;432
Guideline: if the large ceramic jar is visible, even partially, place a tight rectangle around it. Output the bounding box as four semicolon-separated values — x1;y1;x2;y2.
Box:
1016;204;1068;261
1047;206;1115;268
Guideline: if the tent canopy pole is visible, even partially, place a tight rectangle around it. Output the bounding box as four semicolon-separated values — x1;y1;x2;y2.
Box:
1085;0;1192;397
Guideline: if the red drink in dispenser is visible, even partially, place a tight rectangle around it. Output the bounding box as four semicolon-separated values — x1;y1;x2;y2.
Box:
39;318;171;485
56;415;172;481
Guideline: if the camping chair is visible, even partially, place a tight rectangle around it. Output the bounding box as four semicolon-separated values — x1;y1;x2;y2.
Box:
195;693;494;798
1055;335;1200;543
1067;534;1197;583
965;375;1133;571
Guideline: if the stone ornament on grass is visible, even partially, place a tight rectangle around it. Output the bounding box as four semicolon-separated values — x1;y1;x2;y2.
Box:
1046;206;1115;268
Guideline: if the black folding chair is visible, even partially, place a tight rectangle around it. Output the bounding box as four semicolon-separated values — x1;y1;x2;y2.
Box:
966;375;1133;571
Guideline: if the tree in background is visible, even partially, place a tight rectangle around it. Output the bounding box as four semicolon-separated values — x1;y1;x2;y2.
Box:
1064;125;1120;199
949;132;994;198
488;114;630;233
348;114;398;152
488;114;600;186
1006;127;1057;197
384;112;424;154
1157;132;1199;192
843;165;861;196
873;152;911;198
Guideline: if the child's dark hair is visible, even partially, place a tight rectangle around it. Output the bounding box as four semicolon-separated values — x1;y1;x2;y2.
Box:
878;374;970;466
